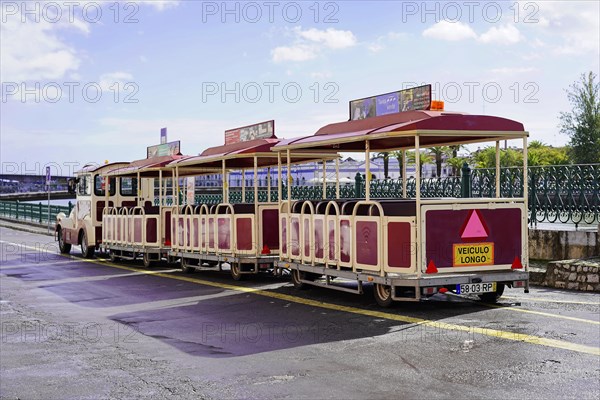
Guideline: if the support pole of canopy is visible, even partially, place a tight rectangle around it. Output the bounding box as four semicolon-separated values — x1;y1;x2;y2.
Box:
159;169;163;207
173;167;177;208
241;170;245;203
222;159;228;203
277;152;282;203
365;140;371;201
415;135;421;279
335;157;340;200
402;149;407;198
523;135;528;213
522;135;529;271
267;166;271;202
137;171;141;207
495;141;501;198
322;159;327;199
254;156;258;207
287;149;292;208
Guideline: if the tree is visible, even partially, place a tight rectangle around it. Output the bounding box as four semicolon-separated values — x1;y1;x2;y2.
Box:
390;151;403;178
527;141;569;166
376;152;390;179
448;145;463;175
559;72;600;164
446;157;467;176
407;150;433;175
473;147;523;168
429;146;450;177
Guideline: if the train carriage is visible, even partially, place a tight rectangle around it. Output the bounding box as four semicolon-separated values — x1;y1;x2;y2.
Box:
274;89;530;306
100;154;186;267
167;121;337;280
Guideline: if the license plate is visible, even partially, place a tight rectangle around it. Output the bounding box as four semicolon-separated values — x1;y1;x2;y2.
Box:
456;282;496;295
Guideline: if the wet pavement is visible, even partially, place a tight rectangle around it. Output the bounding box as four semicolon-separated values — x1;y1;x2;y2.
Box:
1;226;599;400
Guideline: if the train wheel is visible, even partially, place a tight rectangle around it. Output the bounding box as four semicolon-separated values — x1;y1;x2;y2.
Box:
80;231;95;259
478;283;505;303
291;269;309;290
58;228;71;254
181;257;195;274
373;283;393;307
142;253;153;269
230;263;246;281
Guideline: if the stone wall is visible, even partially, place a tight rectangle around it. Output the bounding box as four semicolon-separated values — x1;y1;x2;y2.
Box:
542;259;600;292
529;228;599;260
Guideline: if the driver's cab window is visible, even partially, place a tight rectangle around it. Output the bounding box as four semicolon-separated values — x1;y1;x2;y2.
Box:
77;175;92;196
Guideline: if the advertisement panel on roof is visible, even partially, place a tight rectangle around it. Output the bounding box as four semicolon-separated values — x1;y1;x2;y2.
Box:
224;120;275;145
350;84;432;120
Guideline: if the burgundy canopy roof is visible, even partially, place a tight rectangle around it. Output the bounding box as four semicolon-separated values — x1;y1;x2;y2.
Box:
77;162;129;174
169;138;335;172
105;155;183;176
274;110;527;152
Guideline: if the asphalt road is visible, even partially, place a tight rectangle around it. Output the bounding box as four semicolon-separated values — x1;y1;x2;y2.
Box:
1;226;599;400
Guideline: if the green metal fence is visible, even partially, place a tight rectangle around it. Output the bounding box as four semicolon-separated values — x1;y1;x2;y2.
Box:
0;201;73;225
190;164;599;226
5;165;596;227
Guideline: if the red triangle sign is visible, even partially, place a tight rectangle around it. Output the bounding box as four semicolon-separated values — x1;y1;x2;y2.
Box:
460;210;489;240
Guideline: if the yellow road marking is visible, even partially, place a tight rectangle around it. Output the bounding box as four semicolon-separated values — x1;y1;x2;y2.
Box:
487;303;600;325
2;240;600;357
502;295;600;306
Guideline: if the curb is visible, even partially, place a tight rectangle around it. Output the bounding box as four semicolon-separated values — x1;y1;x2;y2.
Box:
0;220;54;237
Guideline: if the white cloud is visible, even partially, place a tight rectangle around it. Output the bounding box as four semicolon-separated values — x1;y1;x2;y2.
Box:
99;72;135;91
310;71;332;79
271;44;318;63
422;21;477;41
368;43;384;53
0;18;81;82
524;1;600;55
490;67;537;74
136;1;180;11
479;24;522;45
367;31;408;53
297;28;357;49
0;2;93;83
271;27;357;63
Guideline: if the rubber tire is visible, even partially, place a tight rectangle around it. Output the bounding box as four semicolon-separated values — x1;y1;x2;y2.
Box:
478;283;505;303
58;228;71;254
373;283;394;307
142;252;153;269
291;269;309;290
80;231;95;259
109;250;119;263
230;263;246;281
181;257;196;274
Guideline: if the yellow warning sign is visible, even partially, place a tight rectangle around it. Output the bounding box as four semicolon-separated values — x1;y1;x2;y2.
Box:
453;242;494;267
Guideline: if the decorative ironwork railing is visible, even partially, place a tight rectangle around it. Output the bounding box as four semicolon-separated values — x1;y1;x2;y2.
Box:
4;166;596;227
176;164;600;226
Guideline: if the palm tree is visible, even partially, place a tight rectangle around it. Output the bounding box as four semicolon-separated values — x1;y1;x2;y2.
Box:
390;151;403;178
446;157;467;176
407;150;433;176
429;146;450;178
528;140;546;149
376;152;390;179
448;145;463;176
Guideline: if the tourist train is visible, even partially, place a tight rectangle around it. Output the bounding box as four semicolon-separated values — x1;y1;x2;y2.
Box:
55;85;529;306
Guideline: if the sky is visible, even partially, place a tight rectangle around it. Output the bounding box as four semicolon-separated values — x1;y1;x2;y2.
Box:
1;0;599;177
